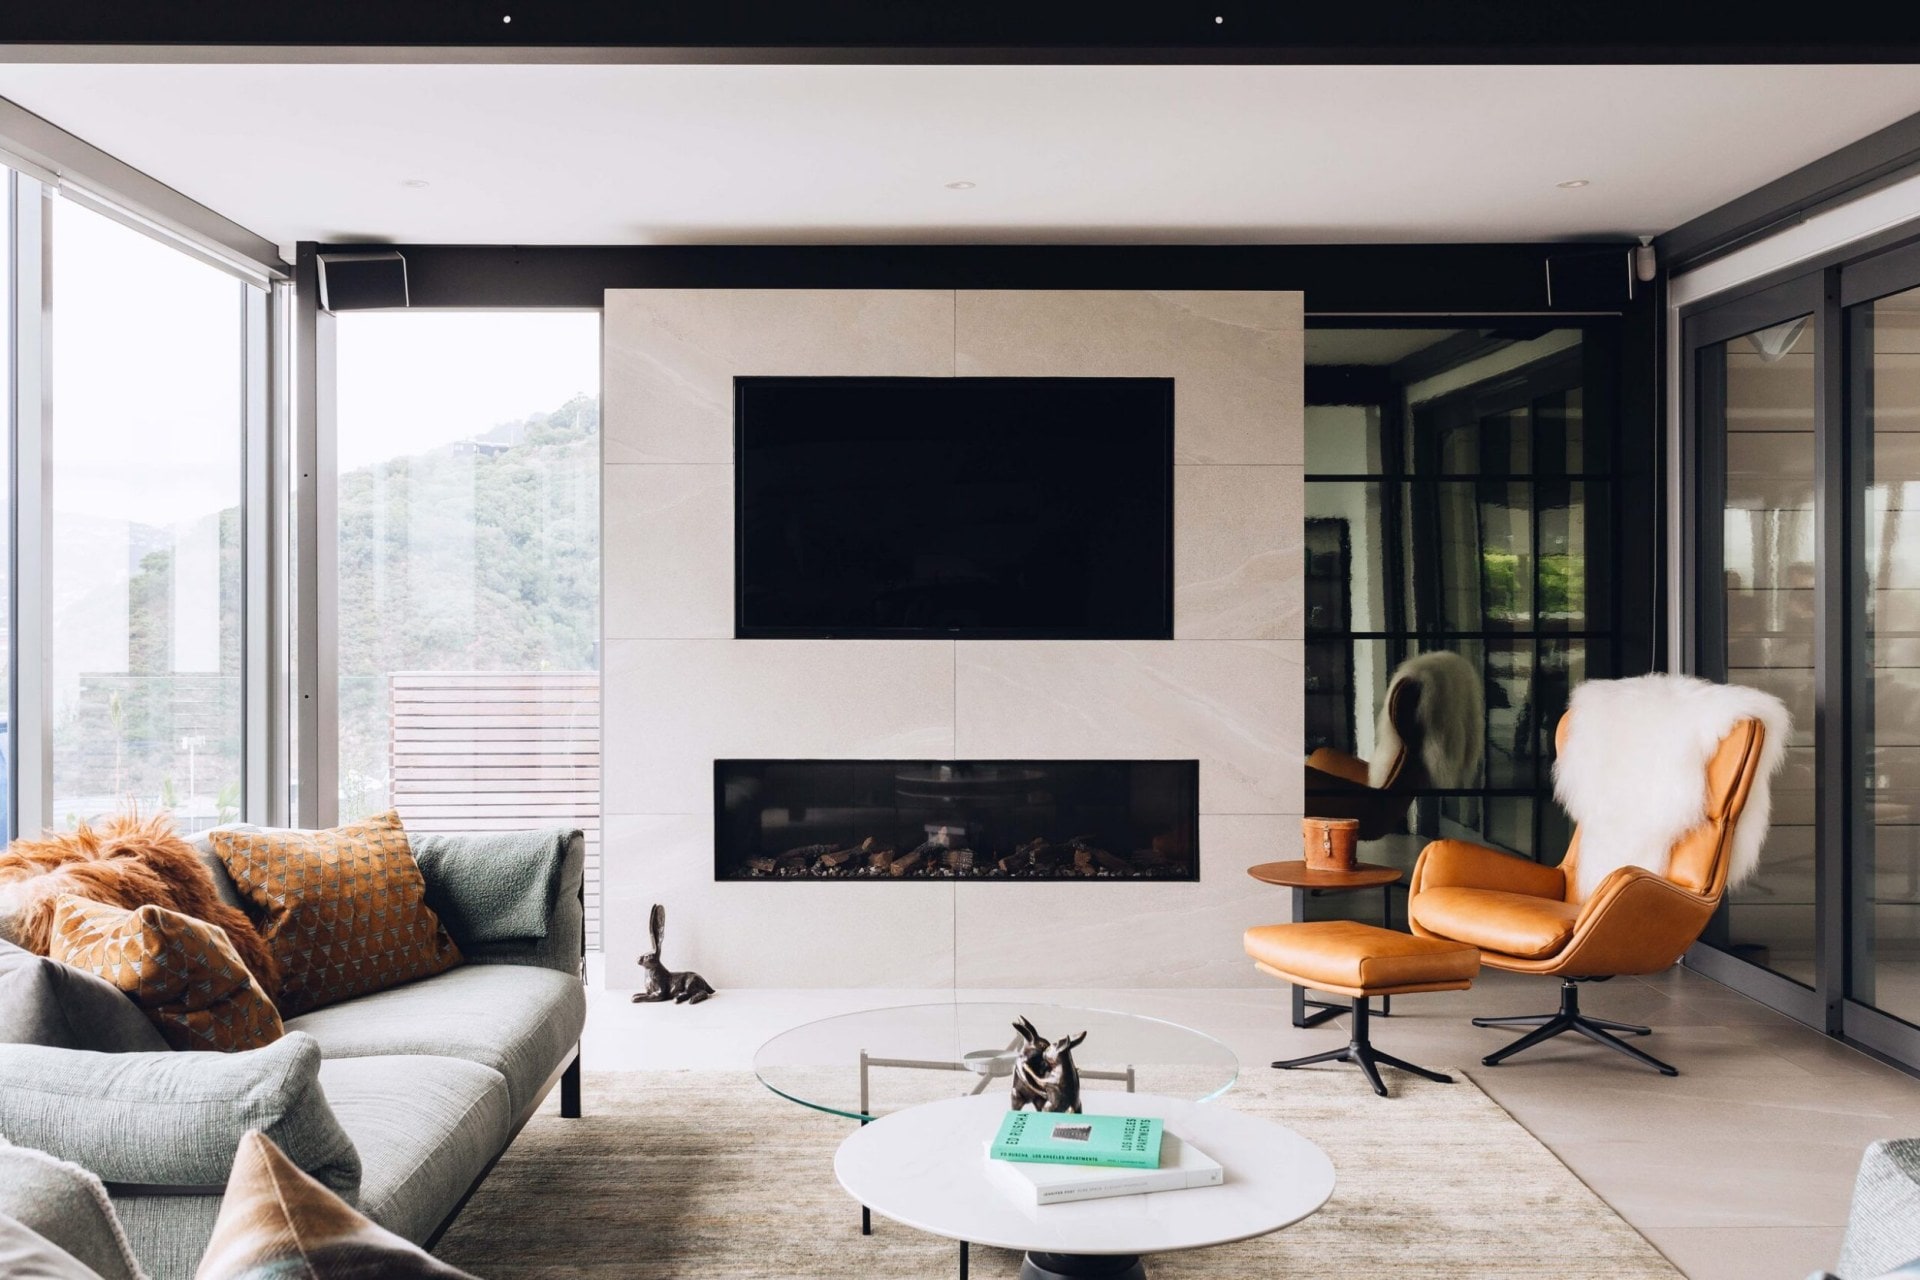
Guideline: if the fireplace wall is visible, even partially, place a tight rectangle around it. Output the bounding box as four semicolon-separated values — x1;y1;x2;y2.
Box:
602;289;1303;988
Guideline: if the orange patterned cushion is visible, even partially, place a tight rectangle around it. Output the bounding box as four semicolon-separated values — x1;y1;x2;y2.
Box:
48;895;283;1052
212;812;461;1017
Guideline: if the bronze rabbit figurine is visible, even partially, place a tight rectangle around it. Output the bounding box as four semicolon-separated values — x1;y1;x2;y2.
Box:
631;903;716;1005
1009;1016;1086;1113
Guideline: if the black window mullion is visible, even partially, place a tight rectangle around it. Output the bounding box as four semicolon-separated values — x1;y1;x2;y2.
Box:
1815;266;1851;1036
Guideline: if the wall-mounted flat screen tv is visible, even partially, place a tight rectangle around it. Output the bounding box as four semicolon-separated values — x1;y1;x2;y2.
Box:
735;376;1174;639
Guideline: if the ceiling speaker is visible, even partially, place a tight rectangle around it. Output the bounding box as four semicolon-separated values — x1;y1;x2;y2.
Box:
316;251;409;311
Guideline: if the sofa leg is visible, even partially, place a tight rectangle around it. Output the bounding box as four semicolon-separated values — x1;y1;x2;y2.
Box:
561;1052;582;1118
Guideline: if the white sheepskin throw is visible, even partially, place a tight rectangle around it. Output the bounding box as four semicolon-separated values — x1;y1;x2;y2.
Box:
1368;650;1485;790
1555;674;1790;901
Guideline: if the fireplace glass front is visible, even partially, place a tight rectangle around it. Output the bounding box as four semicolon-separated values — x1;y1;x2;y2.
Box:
714;759;1199;882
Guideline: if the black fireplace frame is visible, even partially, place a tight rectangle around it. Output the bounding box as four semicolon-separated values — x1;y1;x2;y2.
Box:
713;757;1201;883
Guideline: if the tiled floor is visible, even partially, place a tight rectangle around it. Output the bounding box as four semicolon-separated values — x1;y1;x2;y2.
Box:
580;964;1920;1280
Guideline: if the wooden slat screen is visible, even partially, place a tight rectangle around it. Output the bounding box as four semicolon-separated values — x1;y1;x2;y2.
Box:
388;671;602;949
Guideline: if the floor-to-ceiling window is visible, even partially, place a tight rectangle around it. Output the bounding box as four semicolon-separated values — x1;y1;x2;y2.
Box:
46;198;250;833
0;170;11;841
1853;280;1920;1028
1686;234;1920;1065
332;312;602;942
1688;285;1824;992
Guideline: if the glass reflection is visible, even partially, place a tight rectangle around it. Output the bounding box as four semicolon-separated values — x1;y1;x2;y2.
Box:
1852;287;1920;1025
1719;313;1819;987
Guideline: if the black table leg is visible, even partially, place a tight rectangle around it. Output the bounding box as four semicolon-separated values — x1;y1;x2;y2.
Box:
1289;887;1338;1028
860;1116;872;1235
1380;883;1393;1018
960;1240;969;1279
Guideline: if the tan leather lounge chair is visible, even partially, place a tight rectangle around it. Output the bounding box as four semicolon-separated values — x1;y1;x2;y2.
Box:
1406;711;1769;1076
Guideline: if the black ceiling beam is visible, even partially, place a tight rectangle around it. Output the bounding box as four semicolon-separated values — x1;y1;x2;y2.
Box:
1658;109;1920;272
9;1;1920;62
314;242;1645;316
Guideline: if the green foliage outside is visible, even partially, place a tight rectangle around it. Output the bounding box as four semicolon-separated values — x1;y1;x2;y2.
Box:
337;394;601;819
54;393;600;828
1480;550;1585;623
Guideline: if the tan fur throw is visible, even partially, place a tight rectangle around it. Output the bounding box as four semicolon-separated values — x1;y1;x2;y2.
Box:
0;814;280;999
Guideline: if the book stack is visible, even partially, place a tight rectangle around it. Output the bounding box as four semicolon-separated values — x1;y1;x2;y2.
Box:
986;1111;1224;1206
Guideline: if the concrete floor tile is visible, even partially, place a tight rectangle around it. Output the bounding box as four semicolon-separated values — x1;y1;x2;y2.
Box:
1644;1225;1842;1280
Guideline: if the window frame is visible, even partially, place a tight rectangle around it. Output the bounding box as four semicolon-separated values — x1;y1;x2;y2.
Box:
7;171;281;837
1679;227;1920;1071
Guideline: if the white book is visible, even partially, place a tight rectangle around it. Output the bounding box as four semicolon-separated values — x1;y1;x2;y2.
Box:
986;1132;1225;1206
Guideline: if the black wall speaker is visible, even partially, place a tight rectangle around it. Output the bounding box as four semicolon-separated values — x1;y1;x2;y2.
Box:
316;251;409;311
1544;248;1636;308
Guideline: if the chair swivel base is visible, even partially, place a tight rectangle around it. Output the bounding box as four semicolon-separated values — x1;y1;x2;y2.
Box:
1474;977;1677;1076
1271;1000;1454;1098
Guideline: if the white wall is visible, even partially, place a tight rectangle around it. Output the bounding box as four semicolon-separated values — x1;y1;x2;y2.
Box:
600;289;1304;989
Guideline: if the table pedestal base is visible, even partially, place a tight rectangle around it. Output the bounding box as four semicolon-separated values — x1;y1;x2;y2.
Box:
1021;1252;1147;1280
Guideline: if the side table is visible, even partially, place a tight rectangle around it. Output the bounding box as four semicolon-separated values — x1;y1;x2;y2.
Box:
1246;859;1403;1028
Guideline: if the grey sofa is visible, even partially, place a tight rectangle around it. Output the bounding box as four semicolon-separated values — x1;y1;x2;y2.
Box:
0;828;588;1280
1823;1139;1920;1280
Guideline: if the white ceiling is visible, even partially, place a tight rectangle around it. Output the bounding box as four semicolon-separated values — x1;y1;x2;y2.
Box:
4;62;1920;252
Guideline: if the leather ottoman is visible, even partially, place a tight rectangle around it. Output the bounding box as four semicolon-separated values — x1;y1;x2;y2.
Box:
1244;920;1478;1097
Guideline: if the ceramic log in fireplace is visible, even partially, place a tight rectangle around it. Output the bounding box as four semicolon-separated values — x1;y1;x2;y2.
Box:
714;760;1199;881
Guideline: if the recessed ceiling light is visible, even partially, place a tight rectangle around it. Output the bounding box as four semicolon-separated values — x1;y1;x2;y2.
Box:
402;179;430;189
1557;179;1591;189
945;180;976;190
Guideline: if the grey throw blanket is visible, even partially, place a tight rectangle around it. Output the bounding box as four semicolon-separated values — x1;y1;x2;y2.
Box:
411;828;574;945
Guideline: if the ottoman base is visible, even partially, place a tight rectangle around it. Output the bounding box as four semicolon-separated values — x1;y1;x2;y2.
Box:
1272;999;1453;1097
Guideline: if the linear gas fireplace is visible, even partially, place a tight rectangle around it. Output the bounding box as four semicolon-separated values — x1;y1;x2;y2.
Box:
714;759;1199;882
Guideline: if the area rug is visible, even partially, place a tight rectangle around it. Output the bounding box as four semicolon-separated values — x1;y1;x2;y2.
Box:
435;1067;1680;1278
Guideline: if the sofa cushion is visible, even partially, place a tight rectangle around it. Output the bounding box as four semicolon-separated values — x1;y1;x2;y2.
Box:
1841;1139;1920;1280
212;812;462;1018
286;963;585;1125
198;1131;479;1280
0;1214;102;1280
1409;885;1582;959
317;1055;510;1246
0;1033;358;1198
0;939;168;1053
412;829;571;946
111;1194;216;1280
454;831;584;978
0;1140;144;1280
49;898;282;1053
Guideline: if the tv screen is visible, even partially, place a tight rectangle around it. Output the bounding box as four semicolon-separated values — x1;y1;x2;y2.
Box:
735;376;1174;639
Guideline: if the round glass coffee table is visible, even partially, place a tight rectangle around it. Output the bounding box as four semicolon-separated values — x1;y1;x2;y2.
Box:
754;1001;1240;1123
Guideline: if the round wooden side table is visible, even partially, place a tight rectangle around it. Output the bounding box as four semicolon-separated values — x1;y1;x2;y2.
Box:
1246;860;1404;1029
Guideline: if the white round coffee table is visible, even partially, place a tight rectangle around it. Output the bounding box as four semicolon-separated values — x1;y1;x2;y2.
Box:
835;1090;1335;1279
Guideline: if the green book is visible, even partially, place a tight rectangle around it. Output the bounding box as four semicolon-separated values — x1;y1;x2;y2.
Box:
989;1111;1164;1169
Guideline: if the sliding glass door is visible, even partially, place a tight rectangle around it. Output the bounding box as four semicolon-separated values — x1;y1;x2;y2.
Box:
1687;237;1920;1063
1844;246;1920;1057
1687;280;1824;1010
